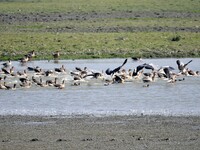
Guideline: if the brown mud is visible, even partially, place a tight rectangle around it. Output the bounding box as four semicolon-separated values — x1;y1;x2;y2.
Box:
1;11;200;32
0;115;200;150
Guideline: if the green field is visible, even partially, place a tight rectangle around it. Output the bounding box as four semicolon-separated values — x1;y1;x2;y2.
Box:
0;32;199;60
0;0;199;13
0;0;200;60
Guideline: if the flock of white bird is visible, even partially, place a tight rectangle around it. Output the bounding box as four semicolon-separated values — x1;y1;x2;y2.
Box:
0;51;199;90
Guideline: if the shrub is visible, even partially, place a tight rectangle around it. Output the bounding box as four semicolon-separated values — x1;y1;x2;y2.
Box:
171;35;181;42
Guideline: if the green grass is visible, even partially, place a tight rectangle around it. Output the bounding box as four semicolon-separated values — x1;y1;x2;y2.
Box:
1;17;199;33
0;0;200;60
0;0;200;13
0;32;199;60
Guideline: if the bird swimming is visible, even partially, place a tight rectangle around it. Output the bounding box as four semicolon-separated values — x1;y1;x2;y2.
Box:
54;79;65;89
0;58;199;90
83;72;104;79
55;65;66;73
1;59;11;68
131;57;142;62
142;72;156;83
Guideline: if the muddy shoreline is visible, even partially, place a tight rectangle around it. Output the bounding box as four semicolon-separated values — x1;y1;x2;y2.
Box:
0;115;199;150
1;11;200;23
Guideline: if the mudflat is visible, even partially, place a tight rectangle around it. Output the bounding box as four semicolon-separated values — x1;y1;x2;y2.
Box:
1;11;199;32
0;115;200;150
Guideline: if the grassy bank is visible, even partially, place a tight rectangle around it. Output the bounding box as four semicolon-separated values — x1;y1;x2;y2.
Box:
0;0;200;60
0;32;199;60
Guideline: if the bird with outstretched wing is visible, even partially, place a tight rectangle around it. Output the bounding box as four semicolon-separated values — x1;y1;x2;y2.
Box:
105;59;128;75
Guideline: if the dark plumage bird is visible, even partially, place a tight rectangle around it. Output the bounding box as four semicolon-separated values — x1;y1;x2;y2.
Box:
105;59;128;75
54;80;65;89
142;72;156;83
19;77;29;83
27;50;36;60
73;67;88;77
32;76;40;84
83;72;103;79
36;78;48;87
0;76;7;81
46;78;57;86
34;67;42;73
1;68;10;75
27;66;35;71
55;65;65;73
143;72;152;77
4;83;16;90
132;57;142;61
27;66;42;73
136;63;155;73
187;70;199;76
52;51;60;59
159;66;175;71
163;67;177;83
1;60;11;68
113;75;124;83
73;76;82;81
157;66;175;78
19;56;29;63
163;68;171;79
20;82;31;88
1;66;14;75
75;67;82;72
17;70;27;76
132;63;155;78
44;70;54;76
176;59;192;73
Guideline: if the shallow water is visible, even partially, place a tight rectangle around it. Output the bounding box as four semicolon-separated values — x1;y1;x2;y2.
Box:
0;58;200;116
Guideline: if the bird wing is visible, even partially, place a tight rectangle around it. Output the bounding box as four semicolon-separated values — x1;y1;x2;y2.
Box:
55;68;61;72
167;66;175;71
27;67;35;71
136;65;145;73
105;59;128;75
144;64;155;70
75;67;82;72
83;73;94;78
163;68;171;79
184;60;192;67
121;58;128;67
105;68;112;75
2;68;10;74
2;62;7;66
159;66;175;72
83;73;100;78
112;58;128;72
